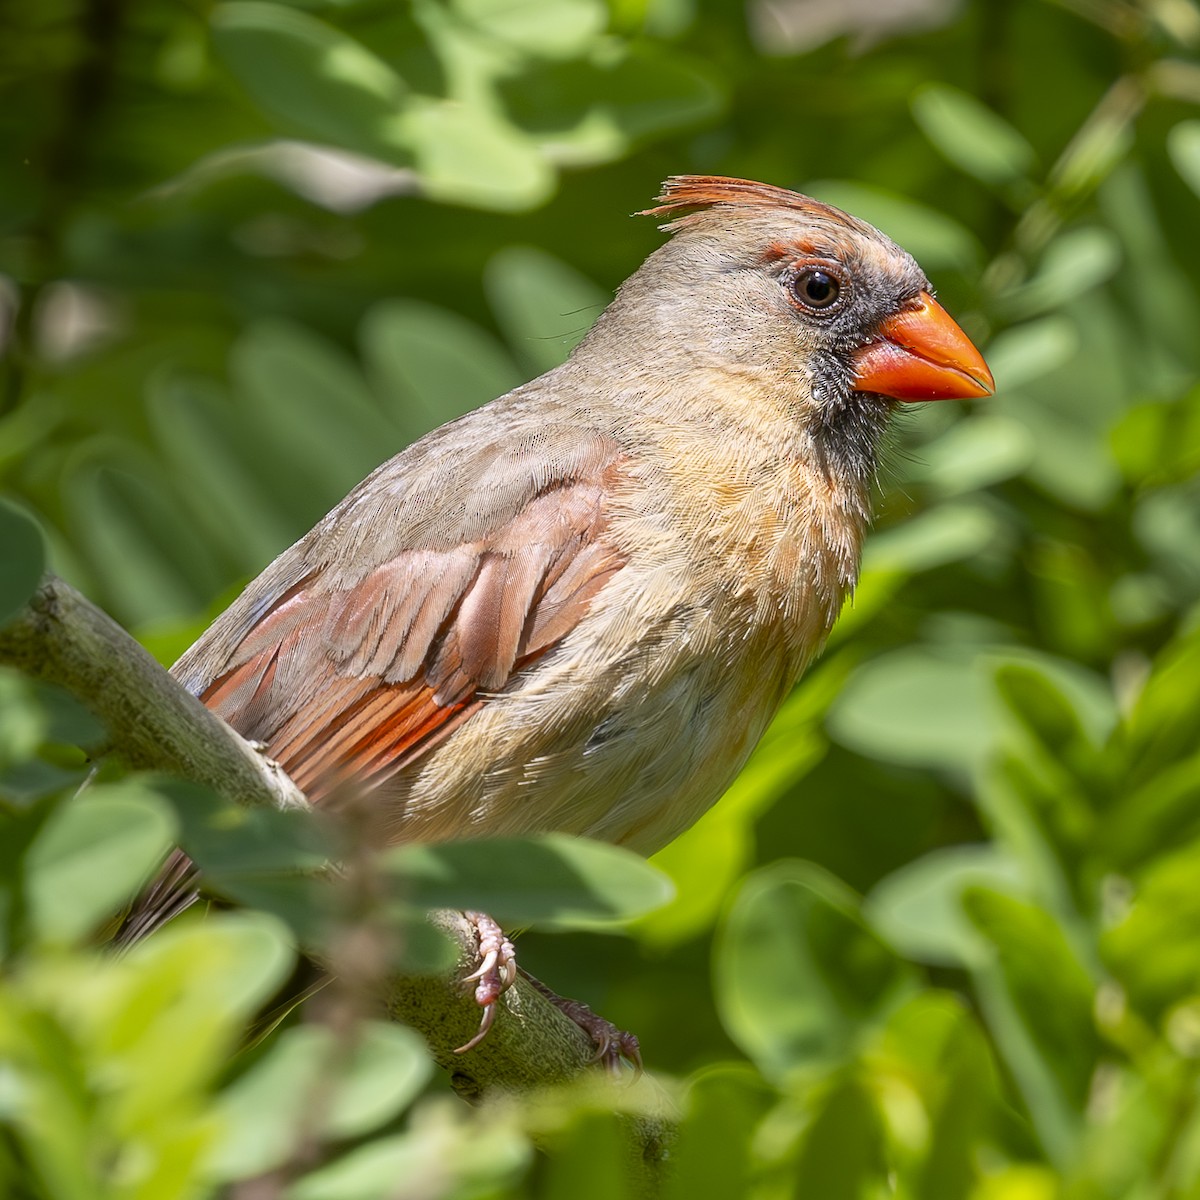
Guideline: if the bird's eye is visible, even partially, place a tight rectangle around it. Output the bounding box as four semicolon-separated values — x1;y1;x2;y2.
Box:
790;267;841;310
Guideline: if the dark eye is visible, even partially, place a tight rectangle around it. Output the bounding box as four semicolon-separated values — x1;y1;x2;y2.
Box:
790;267;841;310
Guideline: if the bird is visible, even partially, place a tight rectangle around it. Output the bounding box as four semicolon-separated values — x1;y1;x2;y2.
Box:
118;175;993;1064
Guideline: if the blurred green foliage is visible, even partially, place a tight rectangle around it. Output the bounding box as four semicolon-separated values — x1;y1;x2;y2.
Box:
3;0;1200;1195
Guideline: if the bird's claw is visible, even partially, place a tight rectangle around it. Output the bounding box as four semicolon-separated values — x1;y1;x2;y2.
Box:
520;969;643;1079
451;913;643;1077
454;911;517;1055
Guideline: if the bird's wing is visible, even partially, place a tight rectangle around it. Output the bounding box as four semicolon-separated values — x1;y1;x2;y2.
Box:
114;417;627;949
178;436;626;802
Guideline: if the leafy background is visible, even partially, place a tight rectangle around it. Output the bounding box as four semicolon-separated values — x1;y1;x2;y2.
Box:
3;0;1200;1195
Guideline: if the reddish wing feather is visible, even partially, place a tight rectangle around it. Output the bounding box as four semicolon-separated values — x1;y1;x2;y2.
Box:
197;478;624;804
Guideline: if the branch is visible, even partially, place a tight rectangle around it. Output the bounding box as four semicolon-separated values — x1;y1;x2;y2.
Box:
0;575;308;812
0;574;675;1180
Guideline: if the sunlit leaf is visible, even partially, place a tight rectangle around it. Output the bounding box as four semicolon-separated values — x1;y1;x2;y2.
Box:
453;0;606;58
401;97;555;210
502;44;722;166
865;845;1027;967
912;84;1036;186
715;861;915;1077
210;1021;431;1178
26;783;176;944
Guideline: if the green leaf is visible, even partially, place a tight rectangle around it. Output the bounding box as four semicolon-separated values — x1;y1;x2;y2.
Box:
1102;840;1200;1022
452;0;606;59
0;499;45;627
501;44;723;167
714;861;915;1078
26;783;176;943
790;1077;886;1199
911;84;1036;186
537;1108;629;1200
360;299;523;438
230;320;399;503
210;1021;431;1179
1111;389;1200;487
998;227;1121;320
807;180;983;271
64;458;225;625
102;913;296;1129
160;781;335;942
485;246;609;373
912;416;1034;496
994;662;1101;760
400;97;555;210
164;781;332;877
1168;119;1200;199
827;649;997;770
287;1120;530;1200
862;503;1003;574
884;996;995;1200
211;3;410;165
963;888;1100;1118
147;374;300;570
986;316;1080;392
864;845;1027;968
663;1066;769;1200
383;834;673;930
1123;626;1200;784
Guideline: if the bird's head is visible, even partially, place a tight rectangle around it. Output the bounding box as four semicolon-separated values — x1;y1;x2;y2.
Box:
628;175;994;410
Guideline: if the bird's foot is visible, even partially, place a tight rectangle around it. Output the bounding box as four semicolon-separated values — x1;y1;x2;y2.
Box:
520;968;642;1078
454;910;517;1055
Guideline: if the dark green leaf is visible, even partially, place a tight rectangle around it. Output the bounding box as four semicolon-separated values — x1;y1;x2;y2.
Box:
211;3;410;164
790;1077;885;1200
485;246;608;373
963;888;1100;1116
0;499;45;627
383;834;673;930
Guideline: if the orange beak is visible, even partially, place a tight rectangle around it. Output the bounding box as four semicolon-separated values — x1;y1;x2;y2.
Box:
851;291;994;402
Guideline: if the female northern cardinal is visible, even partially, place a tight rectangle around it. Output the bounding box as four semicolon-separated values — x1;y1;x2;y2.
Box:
120;176;993;1061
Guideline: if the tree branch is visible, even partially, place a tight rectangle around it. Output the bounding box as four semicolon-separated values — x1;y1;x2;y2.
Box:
0;575;308;812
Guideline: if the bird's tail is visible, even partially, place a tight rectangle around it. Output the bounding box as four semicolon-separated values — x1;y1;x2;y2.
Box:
113;847;203;949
